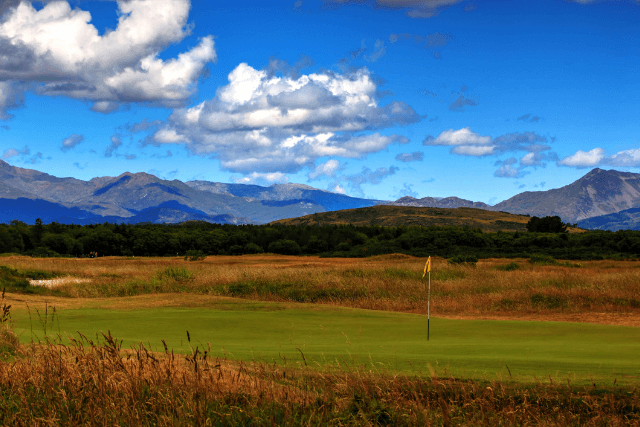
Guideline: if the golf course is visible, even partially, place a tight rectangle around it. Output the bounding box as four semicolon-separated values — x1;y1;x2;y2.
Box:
1;254;639;424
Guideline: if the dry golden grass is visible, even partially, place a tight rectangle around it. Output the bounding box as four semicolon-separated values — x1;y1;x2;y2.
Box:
271;205;532;232
2;254;639;326
1;331;637;426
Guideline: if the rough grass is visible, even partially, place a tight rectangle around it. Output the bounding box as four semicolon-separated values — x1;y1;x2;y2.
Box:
0;331;637;426
1;255;640;325
9;300;640;385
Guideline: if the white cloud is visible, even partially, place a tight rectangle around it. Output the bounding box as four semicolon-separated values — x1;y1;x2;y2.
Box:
423;127;491;147
494;157;529;178
451;145;494;156
558;148;605;168
608;148;640;167
105;134;122;158
1;145;29;159
60;133;84;152
395;151;424;162
0;0;215;116
341;165;399;197
557;146;640;169
150;63;418;175
308;159;343;180
231;172;289;185
0;81;25;120
329;182;347;194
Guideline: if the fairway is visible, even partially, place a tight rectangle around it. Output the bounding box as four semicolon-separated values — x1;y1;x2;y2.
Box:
11;298;639;385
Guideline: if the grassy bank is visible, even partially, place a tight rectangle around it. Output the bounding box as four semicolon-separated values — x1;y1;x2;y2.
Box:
1;329;638;426
2;255;639;324
9;297;640;385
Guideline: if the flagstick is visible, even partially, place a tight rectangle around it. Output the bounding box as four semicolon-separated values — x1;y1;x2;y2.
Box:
427;270;430;341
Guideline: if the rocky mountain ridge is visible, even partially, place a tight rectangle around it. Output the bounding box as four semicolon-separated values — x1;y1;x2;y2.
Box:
2;160;640;230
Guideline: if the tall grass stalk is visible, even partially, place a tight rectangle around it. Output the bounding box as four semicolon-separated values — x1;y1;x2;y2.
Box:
0;331;637;425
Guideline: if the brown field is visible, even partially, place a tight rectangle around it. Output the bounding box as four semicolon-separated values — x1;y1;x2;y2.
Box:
2;254;639;326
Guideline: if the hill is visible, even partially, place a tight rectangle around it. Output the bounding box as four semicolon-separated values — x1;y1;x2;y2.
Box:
492;168;640;223
271;205;532;232
577;207;640;231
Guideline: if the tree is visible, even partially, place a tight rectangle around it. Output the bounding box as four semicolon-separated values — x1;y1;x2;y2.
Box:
526;216;567;233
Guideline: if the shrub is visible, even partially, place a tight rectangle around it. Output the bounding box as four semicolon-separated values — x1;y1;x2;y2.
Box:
243;243;264;254
156;267;194;282
447;254;478;266
267;240;301;255
184;250;206;261
529;254;557;265
228;245;244;255
496;262;521;271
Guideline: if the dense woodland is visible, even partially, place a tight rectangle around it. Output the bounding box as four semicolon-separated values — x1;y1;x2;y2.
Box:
0;216;638;260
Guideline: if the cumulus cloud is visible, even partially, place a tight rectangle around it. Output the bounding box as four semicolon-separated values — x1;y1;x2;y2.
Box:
607;148;640;167
424;127;555;177
558;148;605;168
1;145;29;160
0;0;216;117
60;133;84;152
395;151;424;162
308;159;344;180
341;165;399;197
494;157;530;178
231;172;289;185
0;81;25;120
558;147;640;169
394;182;419;198
423;127;490;146
424;128;552;159
105;134;123;158
148;63;419;177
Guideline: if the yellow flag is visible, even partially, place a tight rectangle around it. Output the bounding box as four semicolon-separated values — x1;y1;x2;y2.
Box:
423;256;431;278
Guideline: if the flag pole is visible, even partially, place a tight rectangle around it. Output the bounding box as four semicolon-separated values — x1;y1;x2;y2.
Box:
423;256;431;341
428;269;430;341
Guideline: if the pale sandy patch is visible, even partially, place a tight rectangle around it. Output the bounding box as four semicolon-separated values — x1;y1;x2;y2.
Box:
29;277;91;288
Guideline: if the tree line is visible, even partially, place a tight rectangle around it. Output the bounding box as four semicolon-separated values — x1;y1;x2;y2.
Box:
0;217;638;260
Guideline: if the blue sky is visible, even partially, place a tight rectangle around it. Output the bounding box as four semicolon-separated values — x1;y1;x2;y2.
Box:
1;0;639;204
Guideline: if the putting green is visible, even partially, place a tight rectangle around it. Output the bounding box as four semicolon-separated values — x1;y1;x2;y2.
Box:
11;301;640;385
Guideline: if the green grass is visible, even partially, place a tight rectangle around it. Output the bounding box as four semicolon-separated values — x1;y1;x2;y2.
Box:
11;300;639;386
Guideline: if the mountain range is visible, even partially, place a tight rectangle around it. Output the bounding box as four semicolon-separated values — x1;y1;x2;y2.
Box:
2;160;640;231
0;160;378;225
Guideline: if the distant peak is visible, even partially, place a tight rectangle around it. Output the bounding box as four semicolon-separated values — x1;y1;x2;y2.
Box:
395;196;417;203
271;183;316;191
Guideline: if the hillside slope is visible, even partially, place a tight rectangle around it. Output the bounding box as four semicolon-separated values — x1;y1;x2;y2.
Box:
271;205;531;232
492;168;640;223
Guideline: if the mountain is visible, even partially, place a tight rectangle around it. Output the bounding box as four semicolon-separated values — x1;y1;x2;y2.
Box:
491;168;640;223
4;160;640;229
577;207;640;231
388;196;489;209
0;160;380;225
186;181;381;211
271;205;531;232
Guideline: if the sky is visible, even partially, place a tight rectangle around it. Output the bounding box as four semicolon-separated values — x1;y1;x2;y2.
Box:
1;0;639;204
